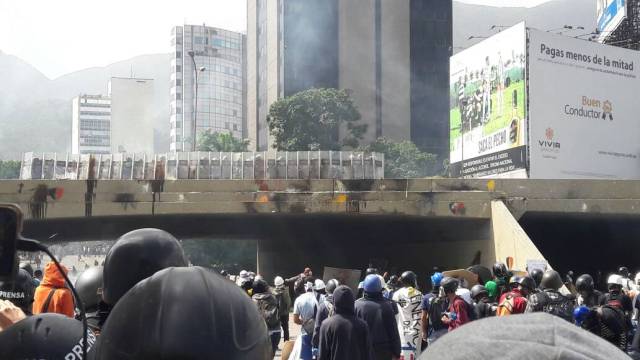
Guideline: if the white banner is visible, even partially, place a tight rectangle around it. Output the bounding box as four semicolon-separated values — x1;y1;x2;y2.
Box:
528;29;640;179
449;23;528;178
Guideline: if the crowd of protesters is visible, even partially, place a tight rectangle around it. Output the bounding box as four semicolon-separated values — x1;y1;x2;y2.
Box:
0;227;637;359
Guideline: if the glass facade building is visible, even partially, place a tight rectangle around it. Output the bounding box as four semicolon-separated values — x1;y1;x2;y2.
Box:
170;25;246;152
72;95;112;154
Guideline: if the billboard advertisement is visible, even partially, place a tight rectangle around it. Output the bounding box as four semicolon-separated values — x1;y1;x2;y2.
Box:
597;0;626;41
528;29;640;179
449;23;528;178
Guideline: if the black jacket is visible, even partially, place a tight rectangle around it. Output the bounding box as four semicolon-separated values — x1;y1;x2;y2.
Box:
318;286;373;360
313;294;334;347
355;292;401;356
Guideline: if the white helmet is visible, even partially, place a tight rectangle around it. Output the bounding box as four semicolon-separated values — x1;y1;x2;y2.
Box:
455;288;473;305
274;276;285;287
635;272;640;285
239;270;248;278
607;274;623;286
314;279;326;291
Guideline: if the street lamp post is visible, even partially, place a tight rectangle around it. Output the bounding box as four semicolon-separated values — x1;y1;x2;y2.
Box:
187;50;206;152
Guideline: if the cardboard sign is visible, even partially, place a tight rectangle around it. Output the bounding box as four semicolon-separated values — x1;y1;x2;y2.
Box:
442;269;479;288
526;260;548;272
323;267;361;292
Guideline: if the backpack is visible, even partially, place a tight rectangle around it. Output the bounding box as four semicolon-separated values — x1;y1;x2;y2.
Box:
542;291;574;322
275;292;288;316
428;296;447;330
463;299;477;322
496;292;519;316
325;301;335;318
258;296;280;329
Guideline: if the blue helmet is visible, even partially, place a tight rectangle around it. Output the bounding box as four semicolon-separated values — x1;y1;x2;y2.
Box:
573;305;590;326
363;274;383;293
431;272;444;287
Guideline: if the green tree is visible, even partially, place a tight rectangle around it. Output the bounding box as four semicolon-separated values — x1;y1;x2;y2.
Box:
0;161;20;179
361;137;439;178
197;130;250;152
267;88;367;150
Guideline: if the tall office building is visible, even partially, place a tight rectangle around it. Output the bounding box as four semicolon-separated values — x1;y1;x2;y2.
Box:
170;24;246;152
108;77;155;154
246;0;452;158
72;94;111;154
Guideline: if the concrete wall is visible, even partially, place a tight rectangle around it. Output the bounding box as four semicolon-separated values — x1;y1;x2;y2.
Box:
490;200;549;271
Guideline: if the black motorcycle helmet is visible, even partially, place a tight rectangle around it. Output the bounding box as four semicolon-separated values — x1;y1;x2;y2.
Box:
252;278;269;294
517;276;536;293
388;275;399;287
19;262;34;277
0;269;35;315
102;228;188;306
91;267;271;359
0;313;96;359
326;279;339;295
529;268;544;288
493;262;508;278
75;266;103;314
366;268;378;276
575;274;595;293
540;270;563;291
467;265;493;285
470;284;488;300
400;271;417;288
508;275;522;289
441;277;459;294
618;266;630;278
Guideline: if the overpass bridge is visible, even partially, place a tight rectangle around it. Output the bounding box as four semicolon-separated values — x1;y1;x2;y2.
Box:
1;179;639;285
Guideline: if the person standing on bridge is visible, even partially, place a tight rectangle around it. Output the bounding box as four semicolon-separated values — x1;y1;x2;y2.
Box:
32;261;74;318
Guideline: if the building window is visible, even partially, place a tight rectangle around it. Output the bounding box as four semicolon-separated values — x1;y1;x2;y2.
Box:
176;107;182;114
176;51;182;59
224;122;230;129
233;124;238;131
233;109;237;117
194;36;203;44
176;93;182;100
176;79;182;86
176;65;182;72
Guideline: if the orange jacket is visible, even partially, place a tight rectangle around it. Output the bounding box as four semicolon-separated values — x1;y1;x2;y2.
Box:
32;262;74;318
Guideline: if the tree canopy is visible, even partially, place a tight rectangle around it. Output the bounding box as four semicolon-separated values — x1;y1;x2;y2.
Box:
360;137;439;178
197;130;250;152
267;88;366;151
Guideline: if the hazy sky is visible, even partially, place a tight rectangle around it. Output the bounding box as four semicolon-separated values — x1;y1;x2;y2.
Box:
0;0;553;79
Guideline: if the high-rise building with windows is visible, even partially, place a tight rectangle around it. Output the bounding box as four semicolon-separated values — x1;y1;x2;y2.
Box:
72;94;111;154
170;24;246;152
247;0;452;160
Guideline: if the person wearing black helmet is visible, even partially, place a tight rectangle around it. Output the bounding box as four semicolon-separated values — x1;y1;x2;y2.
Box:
496;276;531;316
492;262;511;297
91;266;272;359
393;270;423;359
252;278;281;358
576;274;605;308
101;228;188;307
470;284;495;319
19;262;39;287
440;277;471;332
358;267;379;298
355;275;401;359
312;279;339;350
528;268;544;292
525;270;574;322
386;275;399;300
0;269;35;315
318;286;373;360
75;266;111;333
0;313;96;359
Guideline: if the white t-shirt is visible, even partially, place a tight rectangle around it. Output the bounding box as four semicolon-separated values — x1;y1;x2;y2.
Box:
293;292;318;335
393;286;423;357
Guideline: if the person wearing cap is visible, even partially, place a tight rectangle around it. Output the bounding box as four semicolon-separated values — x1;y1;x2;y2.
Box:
318;286;373;360
32;261;74;318
273;276;292;341
312;279;340;350
314;279;327;305
355;274;401;360
293;281;319;360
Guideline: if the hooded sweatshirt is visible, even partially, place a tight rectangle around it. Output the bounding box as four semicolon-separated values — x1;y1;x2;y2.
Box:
355;292;401;357
318;286;373;360
32;262;74;318
420;313;630;360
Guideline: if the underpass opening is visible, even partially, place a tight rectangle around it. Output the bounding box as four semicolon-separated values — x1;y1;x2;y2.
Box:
519;212;640;289
24;213;492;289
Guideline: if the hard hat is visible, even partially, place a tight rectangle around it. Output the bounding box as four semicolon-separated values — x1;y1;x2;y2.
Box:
540;270;563;291
573;305;590;326
470;284;488;300
492;262;508;278
516;276;536;291
0;313;96;359
314;279;326;291
240;270;248;278
91;267;271;359
441;277;459;294
455;287;473;304
607;274;623;287
102;228;188;305
75;266;104;314
365;268;378;276
529;268;544;287
363;274;383;293
274;276;284;287
485;280;498;298
635;272;640;285
400;271;417;288
252;278;268;294
431;272;444;287
617;266;630;278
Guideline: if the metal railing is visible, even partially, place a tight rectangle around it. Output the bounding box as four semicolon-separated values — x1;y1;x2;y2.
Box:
19;151;384;180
